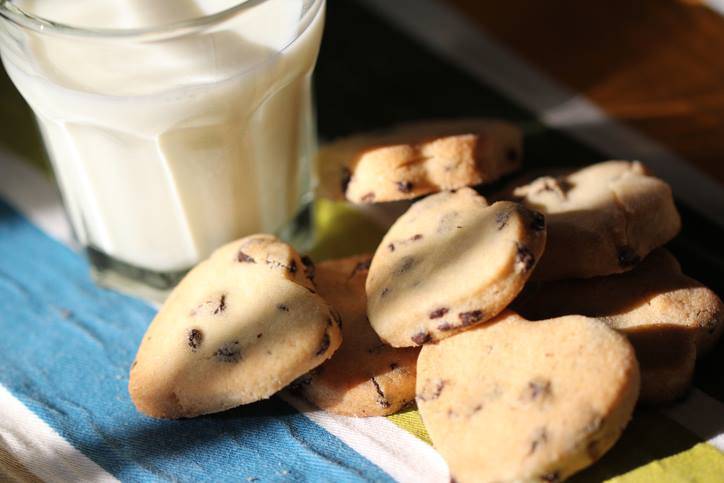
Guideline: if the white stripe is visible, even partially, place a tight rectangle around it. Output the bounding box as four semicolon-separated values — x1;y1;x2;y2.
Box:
0;149;75;247
0;384;118;483
664;388;724;452
360;0;724;228
284;395;449;483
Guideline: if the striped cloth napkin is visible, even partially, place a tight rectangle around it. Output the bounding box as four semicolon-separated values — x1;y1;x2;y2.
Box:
1;1;724;481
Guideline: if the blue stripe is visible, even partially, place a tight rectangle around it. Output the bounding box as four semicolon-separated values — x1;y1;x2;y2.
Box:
0;199;391;483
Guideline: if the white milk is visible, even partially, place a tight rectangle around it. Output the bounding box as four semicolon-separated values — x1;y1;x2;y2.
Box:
1;0;324;273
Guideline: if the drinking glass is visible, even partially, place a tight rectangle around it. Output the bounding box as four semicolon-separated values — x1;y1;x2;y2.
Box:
0;0;325;300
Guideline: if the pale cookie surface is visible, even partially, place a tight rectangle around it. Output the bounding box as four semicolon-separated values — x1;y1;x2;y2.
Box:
366;188;546;347
129;235;342;419
287;255;419;416
510;161;681;280
317;119;522;203
416;312;640;483
515;249;723;404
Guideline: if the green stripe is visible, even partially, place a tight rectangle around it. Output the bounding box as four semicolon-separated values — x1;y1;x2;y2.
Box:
608;443;724;483
572;409;713;482
385;405;724;482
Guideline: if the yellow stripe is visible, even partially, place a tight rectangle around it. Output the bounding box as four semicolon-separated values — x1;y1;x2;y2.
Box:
387;408;431;445
309;199;387;261
608;443;724;483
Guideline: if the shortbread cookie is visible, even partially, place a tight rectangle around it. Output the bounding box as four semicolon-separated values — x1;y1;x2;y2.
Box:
129;235;342;419
515;249;723;403
366;188;546;347
286;255;419;416
509;161;681;280
317;119;522;203
416;311;639;483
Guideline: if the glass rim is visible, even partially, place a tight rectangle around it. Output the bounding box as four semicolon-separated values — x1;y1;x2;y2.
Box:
0;0;320;40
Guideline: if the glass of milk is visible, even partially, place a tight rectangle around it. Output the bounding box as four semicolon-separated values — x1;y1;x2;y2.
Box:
0;0;325;299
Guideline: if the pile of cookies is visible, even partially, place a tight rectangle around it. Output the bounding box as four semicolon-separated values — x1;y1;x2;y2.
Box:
129;120;723;482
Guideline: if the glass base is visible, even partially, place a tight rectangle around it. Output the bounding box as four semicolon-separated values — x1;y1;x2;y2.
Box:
87;247;187;305
87;201;316;305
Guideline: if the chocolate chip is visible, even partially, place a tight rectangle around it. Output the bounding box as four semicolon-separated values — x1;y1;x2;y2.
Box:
188;329;203;350
397;256;415;274
534;177;570;200
417;379;446;401
277;303;290;312
381;287;390;298
340;167;351;194
524;378;552;401
515;244;535;272
388;243;396;252
213;294;227;315
397;181;414;193
496;211;511;230
257;333;263;338
350;258;372;278
265;259;296;272
437;322;456;331
315;331;331;356
540;471;560;482
371;377;391;408
301;255;315;280
238;250;256;263
506;148;519;163
429;307;449;319
411;330;432;345
214;341;241;362
617;246;641;268
332;310;343;328
527;427;549;456
530;210;545;232
361;192;375;203
410;234;423;241
459;310;484;326
289;372;314;394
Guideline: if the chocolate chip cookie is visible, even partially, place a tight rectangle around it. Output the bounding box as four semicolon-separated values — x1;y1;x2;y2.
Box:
129;235;341;419
416;311;639;483
317;119;522;203
509;161;681;280
366;188;546;347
